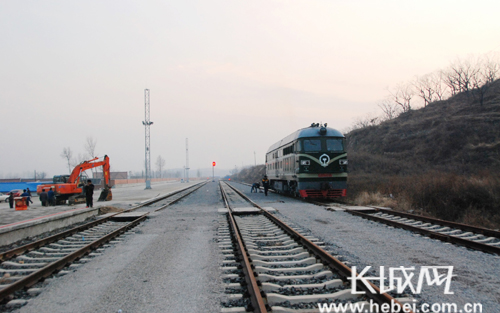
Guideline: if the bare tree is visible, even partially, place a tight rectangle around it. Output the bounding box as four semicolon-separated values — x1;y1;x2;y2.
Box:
388;83;414;112
413;74;438;107
443;58;481;96
61;147;73;174
482;54;500;83
470;56;500;105
197;169;201;177
433;71;448;101
351;113;381;130
85;137;97;158
156;155;166;178
84;136;97;176
378;98;401;120
38;172;47;179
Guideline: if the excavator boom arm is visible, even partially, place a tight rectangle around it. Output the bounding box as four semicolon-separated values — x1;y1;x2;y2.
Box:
68;155;110;184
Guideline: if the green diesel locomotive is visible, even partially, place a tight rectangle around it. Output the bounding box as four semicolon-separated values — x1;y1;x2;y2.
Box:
265;123;348;198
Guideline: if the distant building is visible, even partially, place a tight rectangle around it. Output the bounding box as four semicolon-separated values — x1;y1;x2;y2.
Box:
93;172;128;179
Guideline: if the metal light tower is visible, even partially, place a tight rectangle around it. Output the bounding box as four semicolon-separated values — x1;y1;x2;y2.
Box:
185;138;190;183
142;89;153;189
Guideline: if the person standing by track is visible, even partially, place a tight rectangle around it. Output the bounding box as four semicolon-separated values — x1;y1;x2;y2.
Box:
261;175;270;196
39;189;48;206
21;189;32;207
8;192;14;209
47;187;55;206
83;180;95;208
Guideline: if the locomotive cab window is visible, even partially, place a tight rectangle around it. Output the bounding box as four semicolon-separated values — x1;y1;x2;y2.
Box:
326;138;344;152
303;139;321;152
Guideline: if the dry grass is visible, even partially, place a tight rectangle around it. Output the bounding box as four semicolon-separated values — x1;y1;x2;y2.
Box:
353;191;397;208
230;165;266;184
347;172;500;229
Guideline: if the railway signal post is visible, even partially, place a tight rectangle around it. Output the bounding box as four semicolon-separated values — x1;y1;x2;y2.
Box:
212;161;216;182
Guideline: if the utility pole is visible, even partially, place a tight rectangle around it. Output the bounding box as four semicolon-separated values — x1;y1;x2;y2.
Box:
142;89;153;189
185;138;190;183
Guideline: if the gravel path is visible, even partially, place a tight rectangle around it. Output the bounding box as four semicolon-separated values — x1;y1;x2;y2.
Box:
230;182;500;312
15;181;225;313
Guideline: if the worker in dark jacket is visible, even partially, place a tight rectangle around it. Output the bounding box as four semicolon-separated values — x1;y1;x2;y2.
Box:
83;180;95;208
21;189;32;207
8;192;14;209
261;175;270;196
47;188;55;206
251;182;260;193
39;189;48;206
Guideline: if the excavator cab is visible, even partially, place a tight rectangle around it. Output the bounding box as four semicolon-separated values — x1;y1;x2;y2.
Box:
53;175;70;184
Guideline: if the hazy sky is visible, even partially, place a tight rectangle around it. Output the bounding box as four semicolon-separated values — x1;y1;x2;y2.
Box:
1;0;499;177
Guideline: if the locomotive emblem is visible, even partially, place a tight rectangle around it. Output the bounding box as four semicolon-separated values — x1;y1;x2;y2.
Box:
319;154;330;167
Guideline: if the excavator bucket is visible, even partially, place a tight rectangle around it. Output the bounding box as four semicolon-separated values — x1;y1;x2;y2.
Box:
98;187;112;202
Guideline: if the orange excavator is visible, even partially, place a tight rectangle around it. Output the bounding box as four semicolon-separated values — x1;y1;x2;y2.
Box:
37;155;113;205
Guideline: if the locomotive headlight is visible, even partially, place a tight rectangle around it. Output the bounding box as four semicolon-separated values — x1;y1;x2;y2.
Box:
301;160;310;165
339;160;348;165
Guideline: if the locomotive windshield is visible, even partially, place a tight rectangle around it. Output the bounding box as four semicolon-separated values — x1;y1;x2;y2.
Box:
326;138;344;152
300;138;344;153
303;139;322;152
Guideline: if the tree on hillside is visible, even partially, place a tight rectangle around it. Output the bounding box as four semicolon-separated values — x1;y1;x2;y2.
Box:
471;56;500;105
433;72;448;101
388;83;414;112
482;55;500;83
443;58;482;96
156;155;166;178
378;98;401;120
413;73;448;106
351;113;381;130
61;147;73;174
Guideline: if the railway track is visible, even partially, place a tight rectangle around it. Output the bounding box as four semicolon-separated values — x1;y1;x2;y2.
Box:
219;182;414;313
296;190;500;255
346;208;500;255
0;181;207;308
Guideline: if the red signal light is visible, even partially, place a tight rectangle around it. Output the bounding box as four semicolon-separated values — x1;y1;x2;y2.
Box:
212;162;216;166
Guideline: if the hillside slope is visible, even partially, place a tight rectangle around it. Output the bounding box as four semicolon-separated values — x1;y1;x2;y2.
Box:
347;80;500;175
346;80;500;227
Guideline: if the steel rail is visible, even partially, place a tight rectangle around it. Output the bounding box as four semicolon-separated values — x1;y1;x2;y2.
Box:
0;181;207;263
347;209;500;255
369;208;500;238
154;182;207;212
223;182;413;313
0;213;148;303
219;182;268;313
127;181;207;211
